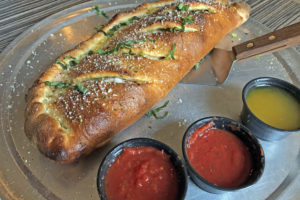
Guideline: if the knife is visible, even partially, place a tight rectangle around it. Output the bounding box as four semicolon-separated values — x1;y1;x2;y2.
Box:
180;22;300;85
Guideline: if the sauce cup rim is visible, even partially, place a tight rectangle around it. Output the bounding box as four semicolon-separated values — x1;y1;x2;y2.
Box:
97;137;188;199
182;116;265;192
242;77;300;132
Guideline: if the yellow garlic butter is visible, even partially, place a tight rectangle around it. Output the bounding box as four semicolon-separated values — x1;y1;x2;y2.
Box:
246;86;300;130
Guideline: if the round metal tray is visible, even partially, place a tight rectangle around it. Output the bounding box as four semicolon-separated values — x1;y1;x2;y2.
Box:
0;0;299;199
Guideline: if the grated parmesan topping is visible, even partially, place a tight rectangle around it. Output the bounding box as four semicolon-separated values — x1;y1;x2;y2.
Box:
43;0;231;127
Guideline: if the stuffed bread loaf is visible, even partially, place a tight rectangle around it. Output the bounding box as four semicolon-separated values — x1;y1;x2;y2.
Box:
25;0;250;163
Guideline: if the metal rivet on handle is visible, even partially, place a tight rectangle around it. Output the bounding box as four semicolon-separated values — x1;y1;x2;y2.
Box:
268;35;276;40
247;42;254;48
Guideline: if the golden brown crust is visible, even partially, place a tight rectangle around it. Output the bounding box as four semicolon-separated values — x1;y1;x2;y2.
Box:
25;0;250;163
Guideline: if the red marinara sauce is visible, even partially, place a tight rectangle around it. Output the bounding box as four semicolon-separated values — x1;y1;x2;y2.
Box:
187;122;252;188
105;146;179;200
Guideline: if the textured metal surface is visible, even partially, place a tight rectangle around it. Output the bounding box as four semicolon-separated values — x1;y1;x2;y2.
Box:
0;1;299;200
1;0;300;54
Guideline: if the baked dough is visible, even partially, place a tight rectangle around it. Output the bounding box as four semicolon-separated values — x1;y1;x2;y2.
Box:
25;0;250;163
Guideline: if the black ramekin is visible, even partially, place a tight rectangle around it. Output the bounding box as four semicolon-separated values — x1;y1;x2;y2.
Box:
241;77;300;141
182;116;265;194
97;138;188;199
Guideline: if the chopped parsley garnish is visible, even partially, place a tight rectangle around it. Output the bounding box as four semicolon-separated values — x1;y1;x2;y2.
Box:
193;62;200;70
73;83;88;94
120;16;140;26
56;82;70;88
112;42;128;51
183;15;195;25
148;38;156;43
137;53;145;57
97;40;146;55
193;9;211;14
123;40;136;46
97;49;108;54
101;11;109;19
231;33;237;38
94;25;105;33
177;3;190;11
64;56;80;66
136;39;148;43
94;6;101;15
165;43;176;60
171;3;196;33
104;24;122;36
69;60;79;67
128;16;139;23
44;81;70;88
99;29;108;36
167;15;195;33
64;56;75;59
94;6;109;19
194;54;209;69
99;16;140;37
146;100;169;119
56;60;68;70
182;15;195;32
56;57;80;69
169;27;182;33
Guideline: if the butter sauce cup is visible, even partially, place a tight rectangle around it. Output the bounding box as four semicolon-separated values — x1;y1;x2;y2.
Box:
182;116;265;194
241;77;300;141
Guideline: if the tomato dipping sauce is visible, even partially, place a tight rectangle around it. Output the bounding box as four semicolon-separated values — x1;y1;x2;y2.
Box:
105;146;179;200
187;122;252;188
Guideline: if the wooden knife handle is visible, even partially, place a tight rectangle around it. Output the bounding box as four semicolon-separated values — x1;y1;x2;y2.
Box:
232;22;300;61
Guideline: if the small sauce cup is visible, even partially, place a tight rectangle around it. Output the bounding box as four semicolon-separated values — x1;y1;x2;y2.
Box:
97;138;188;200
241;77;300;141
182;116;264;194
